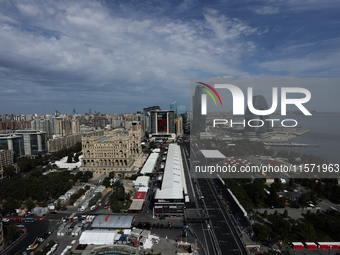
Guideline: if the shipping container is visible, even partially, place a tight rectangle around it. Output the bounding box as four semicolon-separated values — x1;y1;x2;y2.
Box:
305;242;317;249
292;242;304;250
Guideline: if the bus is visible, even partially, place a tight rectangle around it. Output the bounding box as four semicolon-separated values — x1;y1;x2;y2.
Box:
24;218;35;223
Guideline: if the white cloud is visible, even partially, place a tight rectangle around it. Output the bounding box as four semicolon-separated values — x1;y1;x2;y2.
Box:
253;6;280;15
203;8;259;40
0;1;259;98
1;0;338;113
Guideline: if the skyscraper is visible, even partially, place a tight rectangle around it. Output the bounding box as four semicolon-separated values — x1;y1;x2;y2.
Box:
192;85;206;134
150;110;175;135
176;105;187;128
244;95;271;137
170;101;178;116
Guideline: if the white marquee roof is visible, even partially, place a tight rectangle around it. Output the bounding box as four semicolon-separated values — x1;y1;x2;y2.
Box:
200;150;226;159
140;153;159;174
154;144;187;200
129;201;144;211
79;230;117;245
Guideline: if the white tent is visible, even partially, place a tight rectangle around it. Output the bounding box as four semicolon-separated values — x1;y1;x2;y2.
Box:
154;144;187;200
79;230;117;245
140;153;159;174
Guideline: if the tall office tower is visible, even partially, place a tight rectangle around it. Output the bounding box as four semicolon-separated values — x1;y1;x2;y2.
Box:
0;134;24;161
150;110;175;135
31;118;53;138
71;119;80;135
176;105;187;127
142;106;161;136
56;117;73;137
175;115;183;136
0;150;14;178
192;85;206;134
170;101;178;116
244;95;271;137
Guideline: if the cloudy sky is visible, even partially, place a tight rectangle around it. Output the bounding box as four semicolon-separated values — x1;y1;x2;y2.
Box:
1;0;340;114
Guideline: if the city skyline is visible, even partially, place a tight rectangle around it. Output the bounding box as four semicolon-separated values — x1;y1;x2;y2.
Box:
1;0;340;114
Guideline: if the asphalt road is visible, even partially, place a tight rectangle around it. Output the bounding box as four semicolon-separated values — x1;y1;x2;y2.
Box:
4;219;51;255
198;177;248;255
183;140;249;255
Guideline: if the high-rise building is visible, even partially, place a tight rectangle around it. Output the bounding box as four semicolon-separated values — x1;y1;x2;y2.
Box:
192;85;206;134
170;101;178;116
176;105;186;116
0;133;24;161
175;116;183;136
14;130;47;156
244;95;272;137
0;150;13;178
150;110;175;136
47;134;81;152
141;106;161;137
143;106;161;112
0;120;31;131
56;117;73;137
71;119;80;135
176;105;187;127
91;116;109;129
31;118;53;138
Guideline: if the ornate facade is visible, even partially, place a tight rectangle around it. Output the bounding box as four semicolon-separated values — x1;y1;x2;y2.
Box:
80;129;142;178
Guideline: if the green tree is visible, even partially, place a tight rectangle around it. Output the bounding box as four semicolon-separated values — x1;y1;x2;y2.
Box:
295;222;316;241
253;224;272;242
289;178;294;188
4;225;18;244
110;198;122;212
263;210;268;218
75;171;83;180
55;199;61;210
25;199;36;210
102;177;111;188
299;193;311;207
67;153;73;163
128;174;138;180
2;199;19;211
283;209;288;218
74;153;79;162
3;165;16;177
270;215;292;239
81;171;93;181
268;186;280;208
17;158;32;173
